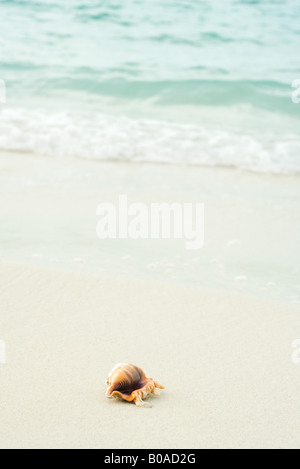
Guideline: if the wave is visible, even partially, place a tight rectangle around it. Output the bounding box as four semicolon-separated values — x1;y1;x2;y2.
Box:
5;75;296;117
0;107;299;175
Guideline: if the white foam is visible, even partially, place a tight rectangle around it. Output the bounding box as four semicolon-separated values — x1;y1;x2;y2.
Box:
234;275;248;282
121;255;131;261
72;257;85;264
0;107;300;174
227;239;241;247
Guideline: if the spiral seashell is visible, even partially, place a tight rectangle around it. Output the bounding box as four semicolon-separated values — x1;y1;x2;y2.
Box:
106;363;164;406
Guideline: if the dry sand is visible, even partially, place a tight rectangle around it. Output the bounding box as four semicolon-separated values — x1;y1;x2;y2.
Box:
0;261;299;449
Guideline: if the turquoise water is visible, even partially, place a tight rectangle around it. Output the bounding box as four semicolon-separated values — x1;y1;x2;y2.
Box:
0;0;300;172
0;1;300;302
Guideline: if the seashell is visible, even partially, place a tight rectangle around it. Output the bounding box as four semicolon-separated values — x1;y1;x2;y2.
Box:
106;363;164;406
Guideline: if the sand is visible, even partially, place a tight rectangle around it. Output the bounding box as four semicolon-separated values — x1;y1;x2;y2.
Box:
0;260;299;449
1;150;300;304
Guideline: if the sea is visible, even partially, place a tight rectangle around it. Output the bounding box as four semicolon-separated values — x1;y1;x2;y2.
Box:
0;0;300;173
0;0;300;303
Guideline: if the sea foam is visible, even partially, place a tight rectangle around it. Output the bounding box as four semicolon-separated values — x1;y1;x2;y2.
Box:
0;107;299;175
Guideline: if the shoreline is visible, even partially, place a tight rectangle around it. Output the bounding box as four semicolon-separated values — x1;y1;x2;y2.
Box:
1;150;300;304
0;261;299;448
2;0;300;450
0;256;297;306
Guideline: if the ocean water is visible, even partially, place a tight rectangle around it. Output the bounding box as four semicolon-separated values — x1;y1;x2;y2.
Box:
1;1;300;303
0;0;300;173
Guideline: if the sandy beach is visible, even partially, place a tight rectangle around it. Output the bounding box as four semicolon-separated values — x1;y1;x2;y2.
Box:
1;0;300;451
0;150;300;448
0;260;299;449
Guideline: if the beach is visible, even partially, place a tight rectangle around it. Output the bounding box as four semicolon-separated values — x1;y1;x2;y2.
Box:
0;150;300;449
0;260;299;449
1;0;300;449
0;150;299;302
